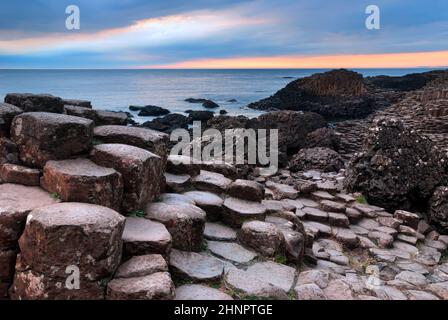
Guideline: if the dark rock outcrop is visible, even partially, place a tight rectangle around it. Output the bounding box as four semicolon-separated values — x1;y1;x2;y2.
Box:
248;69;392;120
303;128;341;151
365;70;448;92
142;114;189;134
187;110;214;123
289;147;344;173
130;105;170;117
0;103;23;137
345;118;447;211
62;99;92;108
428;186;448;233
5;93;64;113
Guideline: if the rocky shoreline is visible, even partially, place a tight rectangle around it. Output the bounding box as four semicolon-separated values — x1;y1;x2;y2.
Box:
1;69;448;300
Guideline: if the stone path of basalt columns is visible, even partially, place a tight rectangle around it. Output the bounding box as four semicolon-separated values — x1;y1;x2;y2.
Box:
0;96;448;300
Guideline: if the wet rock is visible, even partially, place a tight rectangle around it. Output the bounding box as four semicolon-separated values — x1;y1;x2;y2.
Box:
122;217;172;259
183;191;223;221
115;254;168;278
175;284;233;300
142;113;188;133
41;158;123;211
145;201;206;252
224;269;288;300
207;241;257;265
187;110;214;123
238;221;283;257
134;105;170;117
0;163;40;186
5;93;64;113
107;272;175;300
91;144;163;212
227;179;265;202
345;118;446;211
202;100;220;109
289;147;344;173
0;103;22;137
222;197;266;228
169;249;224;282
11;112;94;168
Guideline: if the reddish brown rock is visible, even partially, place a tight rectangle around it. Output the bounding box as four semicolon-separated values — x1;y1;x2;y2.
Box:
107;272;175;300
227;179;265;202
145;201;206;252
0;103;22;137
93;125;168;162
5;93;64;113
192;170;232;194
18;202;125;280
122;217;172;259
91;144;163;213
167;155;201;176
41;159;123;211
0;163;40;186
10;112;94;168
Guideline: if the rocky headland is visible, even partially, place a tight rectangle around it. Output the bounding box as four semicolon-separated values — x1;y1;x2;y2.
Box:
1;69;448;300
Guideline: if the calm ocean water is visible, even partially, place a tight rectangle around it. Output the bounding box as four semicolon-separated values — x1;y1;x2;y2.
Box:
0;68;439;122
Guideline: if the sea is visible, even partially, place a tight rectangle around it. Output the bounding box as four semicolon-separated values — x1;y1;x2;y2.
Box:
0;68;442;123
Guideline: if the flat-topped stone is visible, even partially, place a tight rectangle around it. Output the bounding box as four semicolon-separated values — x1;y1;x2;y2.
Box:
394;210;420;229
303;207;328;223
167;155;201;176
18;202;125;280
169;249;224;282
91;144;163;213
165;172;191;193
227;179;265;202
0;137;18;166
115;254;168;278
10;112;93;168
122;217;171;259
192;170;232;194
204;222;237;241
95;110;129;126
107;272;175;300
175;284;233;300
238;221;283;257
0;163;40;186
0;103;22;137
265;181;298;200
320;200;346;213
246;261;296;293
222;197;267;228
207;241;257;265
183;191;224;221
5;93;64;113
145;201;206;252
41;158;123;211
94;125;168;161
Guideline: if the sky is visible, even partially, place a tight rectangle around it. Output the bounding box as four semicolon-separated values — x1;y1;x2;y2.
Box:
0;0;447;69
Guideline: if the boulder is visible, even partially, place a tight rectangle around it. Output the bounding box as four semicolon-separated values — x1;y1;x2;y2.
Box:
10;112;94;168
91;144;163;212
95;110;129;126
165;172;191;193
202;100;220;109
107;272;175;300
183;191;224;221
289;147;344;173
131;105;170;117
222;197;267;228
142;113;188;134
167;155;201;176
18;202;125;280
204;222;237;241
238;221;283;257
227;179;265;202
122;217;172;259
145;201;206;252
5;93;64;113
0;163;40;186
41;159;123;211
192;170;232;194
64;105;97;122
187;110;214;123
0;103;22;137
345;118;446;211
93;125;168;162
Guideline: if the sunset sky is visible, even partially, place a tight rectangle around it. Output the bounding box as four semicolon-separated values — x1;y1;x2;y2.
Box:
0;0;447;69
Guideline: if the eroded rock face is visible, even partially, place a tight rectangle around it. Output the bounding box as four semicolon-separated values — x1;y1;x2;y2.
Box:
345;118;447;211
0;138;19;166
429;186;448;233
41;159;123;211
289;147;344;173
248;69;391;120
0;103;23;137
10;112;94;168
303;128;341;151
91;144;163;212
5;93;64;113
0;163;40;186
